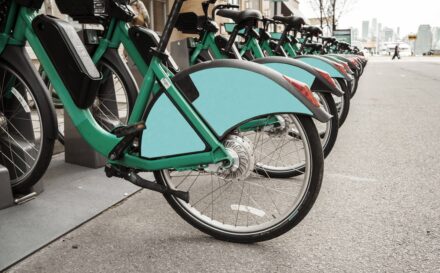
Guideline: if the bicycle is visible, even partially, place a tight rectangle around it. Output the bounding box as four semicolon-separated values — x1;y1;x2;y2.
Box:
0;0;331;242
176;3;343;158
257;16;355;125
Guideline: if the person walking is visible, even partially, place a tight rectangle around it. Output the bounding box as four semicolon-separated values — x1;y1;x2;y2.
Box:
392;44;401;60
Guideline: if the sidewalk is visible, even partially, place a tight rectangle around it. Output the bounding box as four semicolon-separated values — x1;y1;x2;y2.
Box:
5;60;440;273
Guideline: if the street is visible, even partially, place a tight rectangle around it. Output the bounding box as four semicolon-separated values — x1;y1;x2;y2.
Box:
6;57;440;273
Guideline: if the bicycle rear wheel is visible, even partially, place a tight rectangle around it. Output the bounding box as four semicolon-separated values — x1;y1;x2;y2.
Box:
0;62;55;192
155;114;324;243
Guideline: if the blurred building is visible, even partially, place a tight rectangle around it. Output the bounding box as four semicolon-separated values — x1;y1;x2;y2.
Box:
351;28;359;41
415;24;433;55
362;21;369;40
382;27;395;42
432;27;440;49
371;18;377;39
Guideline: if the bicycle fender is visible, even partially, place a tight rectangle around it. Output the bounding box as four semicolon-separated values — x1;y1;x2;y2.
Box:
0;45;58;140
140;60;330;158
253;57;344;97
102;48;140;91
296;55;353;82
174;60;331;130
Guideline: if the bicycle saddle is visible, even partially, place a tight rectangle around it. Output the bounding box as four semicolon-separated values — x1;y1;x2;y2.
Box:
217;9;262;26
273;15;306;31
305;43;323;51
301;25;314;34
311;26;323;37
322;36;336;43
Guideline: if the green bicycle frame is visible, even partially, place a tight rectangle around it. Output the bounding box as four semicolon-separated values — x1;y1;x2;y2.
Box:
239;34;264;58
259;32;300;58
0;4;232;171
189;30;225;65
190;27;263;63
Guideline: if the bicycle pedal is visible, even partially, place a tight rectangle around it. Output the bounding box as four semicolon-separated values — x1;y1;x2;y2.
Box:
109;122;146;160
112;122;145;138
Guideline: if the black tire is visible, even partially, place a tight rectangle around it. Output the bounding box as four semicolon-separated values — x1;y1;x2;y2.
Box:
155;115;324;243
351;76;359;98
351;76;360;98
336;78;351;127
0;61;56;193
256;93;338;179
319;93;339;158
95;57;138;127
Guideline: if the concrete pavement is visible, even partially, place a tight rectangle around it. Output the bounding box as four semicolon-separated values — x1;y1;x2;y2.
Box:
5;57;440;273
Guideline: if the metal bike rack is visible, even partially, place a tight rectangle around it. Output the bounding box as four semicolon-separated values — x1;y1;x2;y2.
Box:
0;86;44;209
0;164;44;210
64;71;121;169
170;38;192;70
0;165;14;209
64;112;106;168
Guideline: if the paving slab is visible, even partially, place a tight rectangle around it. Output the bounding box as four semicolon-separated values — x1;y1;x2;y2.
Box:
0;154;140;271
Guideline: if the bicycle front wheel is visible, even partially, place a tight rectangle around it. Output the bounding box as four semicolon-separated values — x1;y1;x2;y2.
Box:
155;114;324;243
0;62;55;192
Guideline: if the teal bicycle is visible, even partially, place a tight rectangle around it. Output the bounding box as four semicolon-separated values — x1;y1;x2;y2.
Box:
0;0;331;242
175;2;344;158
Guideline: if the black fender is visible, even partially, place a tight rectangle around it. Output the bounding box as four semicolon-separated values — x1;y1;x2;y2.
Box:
101;48;140;92
253;56;344;97
0;45;58;140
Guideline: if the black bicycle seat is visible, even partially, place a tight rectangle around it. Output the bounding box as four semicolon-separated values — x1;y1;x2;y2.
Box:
305;43;323;51
273;15;305;31
217;9;262;26
311;26;323;37
302;25;314;33
322;36;336;43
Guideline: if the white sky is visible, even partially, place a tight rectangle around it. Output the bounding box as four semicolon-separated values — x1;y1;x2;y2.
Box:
299;0;440;35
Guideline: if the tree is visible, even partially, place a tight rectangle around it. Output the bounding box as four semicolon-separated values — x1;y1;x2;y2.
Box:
307;0;357;33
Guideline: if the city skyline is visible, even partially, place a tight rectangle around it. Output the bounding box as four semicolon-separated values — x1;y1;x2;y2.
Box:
300;0;440;36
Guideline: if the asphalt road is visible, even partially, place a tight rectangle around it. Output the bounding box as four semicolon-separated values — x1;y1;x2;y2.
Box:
6;57;440;273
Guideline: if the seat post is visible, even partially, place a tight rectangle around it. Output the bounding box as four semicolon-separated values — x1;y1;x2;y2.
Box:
275;27;291;54
224;26;240;53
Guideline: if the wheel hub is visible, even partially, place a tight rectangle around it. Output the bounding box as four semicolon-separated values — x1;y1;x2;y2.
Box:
220;135;255;181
